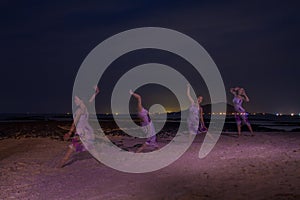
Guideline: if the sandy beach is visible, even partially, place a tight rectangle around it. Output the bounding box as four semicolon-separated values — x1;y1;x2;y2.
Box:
0;131;299;200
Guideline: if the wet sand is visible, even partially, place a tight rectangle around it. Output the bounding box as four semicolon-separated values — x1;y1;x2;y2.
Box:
0;132;299;200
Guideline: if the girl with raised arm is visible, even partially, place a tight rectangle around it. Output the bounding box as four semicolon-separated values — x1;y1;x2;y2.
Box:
230;87;254;136
129;89;158;153
186;84;207;140
58;86;100;168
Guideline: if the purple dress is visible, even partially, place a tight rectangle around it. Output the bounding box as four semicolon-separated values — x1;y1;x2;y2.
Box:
138;108;158;147
187;104;199;135
233;97;250;125
70;109;94;152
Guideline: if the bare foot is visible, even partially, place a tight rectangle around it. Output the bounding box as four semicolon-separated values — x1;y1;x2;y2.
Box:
57;158;68;168
136;144;146;153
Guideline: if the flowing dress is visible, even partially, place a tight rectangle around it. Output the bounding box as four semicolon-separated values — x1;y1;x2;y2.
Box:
233;97;250;125
138;108;158;147
69;108;95;152
187;103;199;135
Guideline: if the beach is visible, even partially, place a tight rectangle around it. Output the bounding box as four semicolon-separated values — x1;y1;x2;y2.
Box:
1;130;299;200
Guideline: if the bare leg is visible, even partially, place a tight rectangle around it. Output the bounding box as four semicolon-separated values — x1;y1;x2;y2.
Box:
242;114;253;136
205;132;215;140
247;124;254;136
237;124;242;136
136;143;148;153
58;147;74;168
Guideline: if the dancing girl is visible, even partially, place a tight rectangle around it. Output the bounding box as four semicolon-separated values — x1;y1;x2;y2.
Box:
58;86;99;168
230;87;254;136
186;84;207;141
129;89;158;153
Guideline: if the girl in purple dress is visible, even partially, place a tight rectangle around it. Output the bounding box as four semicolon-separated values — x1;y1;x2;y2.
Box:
230;87;254;136
58;86;99;168
186;84;207;140
129;89;158;153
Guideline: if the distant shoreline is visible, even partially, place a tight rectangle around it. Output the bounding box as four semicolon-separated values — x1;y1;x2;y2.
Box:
0;118;299;140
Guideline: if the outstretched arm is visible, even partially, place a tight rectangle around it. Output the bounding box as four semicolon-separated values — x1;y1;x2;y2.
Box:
129;89;143;112
89;85;100;103
186;84;195;105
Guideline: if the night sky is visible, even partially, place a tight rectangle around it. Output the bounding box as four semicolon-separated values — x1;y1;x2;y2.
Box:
1;0;299;114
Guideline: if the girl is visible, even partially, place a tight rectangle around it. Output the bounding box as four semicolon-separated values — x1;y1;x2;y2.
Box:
186;84;207;140
129;89;158;153
58;86;99;167
230;87;254;136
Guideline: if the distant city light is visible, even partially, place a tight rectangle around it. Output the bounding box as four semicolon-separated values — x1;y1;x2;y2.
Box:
290;113;294;116
276;113;279;116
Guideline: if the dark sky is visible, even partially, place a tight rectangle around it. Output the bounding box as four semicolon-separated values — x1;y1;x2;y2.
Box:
1;0;299;114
